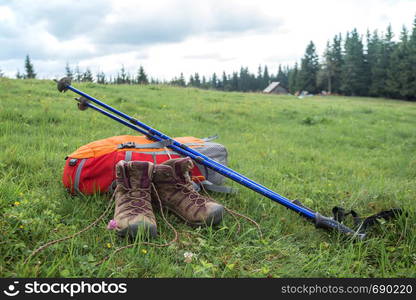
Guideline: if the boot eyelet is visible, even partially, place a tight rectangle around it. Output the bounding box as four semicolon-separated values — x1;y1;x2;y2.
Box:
196;199;206;205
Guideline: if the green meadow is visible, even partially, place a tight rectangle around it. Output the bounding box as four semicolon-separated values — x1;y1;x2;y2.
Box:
0;78;415;277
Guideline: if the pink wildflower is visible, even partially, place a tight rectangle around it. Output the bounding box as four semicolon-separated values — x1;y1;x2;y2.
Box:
107;219;117;230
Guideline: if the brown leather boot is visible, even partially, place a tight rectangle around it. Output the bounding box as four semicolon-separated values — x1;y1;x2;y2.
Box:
152;157;224;226
109;160;157;239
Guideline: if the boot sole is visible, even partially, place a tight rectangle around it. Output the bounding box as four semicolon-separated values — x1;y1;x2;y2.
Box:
117;221;158;239
166;205;224;227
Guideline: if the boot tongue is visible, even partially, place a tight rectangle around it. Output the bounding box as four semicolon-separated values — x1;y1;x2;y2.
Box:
125;161;152;189
163;157;194;183
115;160;130;188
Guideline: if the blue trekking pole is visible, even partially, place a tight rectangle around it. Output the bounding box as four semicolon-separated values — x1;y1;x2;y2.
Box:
56;77;365;239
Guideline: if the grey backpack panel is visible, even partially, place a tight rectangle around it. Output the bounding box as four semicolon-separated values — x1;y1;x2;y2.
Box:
193;142;228;185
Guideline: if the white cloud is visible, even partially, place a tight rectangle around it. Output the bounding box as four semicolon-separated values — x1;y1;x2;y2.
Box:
0;0;414;79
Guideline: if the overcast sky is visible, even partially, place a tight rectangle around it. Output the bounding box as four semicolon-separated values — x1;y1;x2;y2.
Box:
0;0;414;80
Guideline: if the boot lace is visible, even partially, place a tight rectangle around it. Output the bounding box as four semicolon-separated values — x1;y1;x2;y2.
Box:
120;188;154;219
175;182;209;207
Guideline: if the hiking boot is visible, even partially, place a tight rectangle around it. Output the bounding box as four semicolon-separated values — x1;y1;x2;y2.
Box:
109;160;157;239
152;157;224;226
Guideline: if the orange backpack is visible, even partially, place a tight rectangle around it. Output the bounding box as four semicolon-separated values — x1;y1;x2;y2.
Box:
63;135;229;195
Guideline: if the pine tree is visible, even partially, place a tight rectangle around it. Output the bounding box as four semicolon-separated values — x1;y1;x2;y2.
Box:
276;65;289;89
74;65;82;82
201;76;207;89
321;34;344;94
96;71;106;84
363;30;374;93
209;73;217;89
386;27;406;98
407;16;416;99
119;65;128;84
194;73;201;87
222;72;230;91
331;34;344;93
170;76;178;86
24;55;36;79
247;73;255;91
137;66;149;84
65;63;73;79
288;63;299;94
178;73;186;86
387;26;414;99
16;70;23;79
82;68;94;82
320;41;333;93
256;65;263;90
262;65;270;89
188;75;194;87
238;67;250;91
368;27;394;97
297;41;320;93
341;29;368;96
231;72;239;91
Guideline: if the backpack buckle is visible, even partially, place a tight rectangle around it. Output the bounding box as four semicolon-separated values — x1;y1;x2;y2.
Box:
117;142;136;149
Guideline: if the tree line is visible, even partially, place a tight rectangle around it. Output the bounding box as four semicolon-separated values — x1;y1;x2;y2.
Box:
63;62;277;92
63;64;151;85
4;15;416;100
299;18;416;100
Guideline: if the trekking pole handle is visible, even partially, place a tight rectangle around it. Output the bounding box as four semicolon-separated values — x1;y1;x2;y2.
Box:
315;213;365;240
56;77;72;92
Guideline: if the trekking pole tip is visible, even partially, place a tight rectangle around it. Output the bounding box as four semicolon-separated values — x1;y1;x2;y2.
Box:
57;77;72;93
315;213;365;240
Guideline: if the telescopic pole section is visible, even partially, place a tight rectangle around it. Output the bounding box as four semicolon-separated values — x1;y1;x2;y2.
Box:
60;78;363;238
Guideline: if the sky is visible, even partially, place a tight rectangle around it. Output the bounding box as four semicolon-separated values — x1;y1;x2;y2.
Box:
0;0;415;80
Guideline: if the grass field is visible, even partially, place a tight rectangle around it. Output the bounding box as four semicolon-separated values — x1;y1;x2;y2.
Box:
0;78;415;277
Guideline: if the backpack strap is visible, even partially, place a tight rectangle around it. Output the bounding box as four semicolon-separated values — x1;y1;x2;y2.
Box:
202;135;219;142
125;151;133;162
109;180;117;194
74;159;87;194
117;140;205;149
117;140;173;149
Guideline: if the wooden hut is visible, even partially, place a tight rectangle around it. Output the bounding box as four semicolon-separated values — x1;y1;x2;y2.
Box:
263;82;288;94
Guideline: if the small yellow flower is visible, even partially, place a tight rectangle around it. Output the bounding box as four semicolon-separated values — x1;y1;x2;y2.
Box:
321;242;330;249
106;243;112;248
19;225;24;229
14;201;20;206
141;249;147;255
